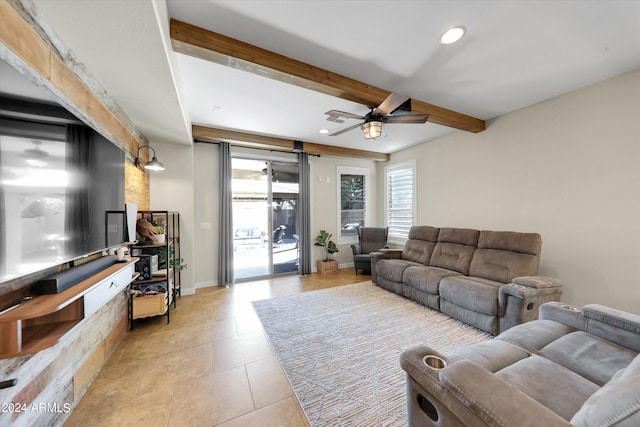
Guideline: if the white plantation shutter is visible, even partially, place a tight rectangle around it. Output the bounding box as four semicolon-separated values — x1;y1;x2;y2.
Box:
385;161;416;244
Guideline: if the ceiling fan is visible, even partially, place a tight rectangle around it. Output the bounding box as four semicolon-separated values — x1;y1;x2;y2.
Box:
325;92;429;139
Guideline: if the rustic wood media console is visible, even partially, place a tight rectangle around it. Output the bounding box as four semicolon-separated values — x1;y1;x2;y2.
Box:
0;258;138;359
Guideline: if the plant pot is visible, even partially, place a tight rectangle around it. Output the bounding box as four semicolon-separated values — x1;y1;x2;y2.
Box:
317;259;338;275
153;234;166;244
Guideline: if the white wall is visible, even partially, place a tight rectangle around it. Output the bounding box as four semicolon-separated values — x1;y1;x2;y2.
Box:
192;143;219;288
380;70;640;313
149;141;196;294
311;155;379;267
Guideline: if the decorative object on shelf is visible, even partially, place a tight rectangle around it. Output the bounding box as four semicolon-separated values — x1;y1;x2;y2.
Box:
134;145;165;171
115;246;129;262
152;217;167;243
314;229;339;275
136;218;158;243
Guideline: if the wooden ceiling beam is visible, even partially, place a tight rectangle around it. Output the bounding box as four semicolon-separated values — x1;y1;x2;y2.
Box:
171;19;485;133
192;125;390;161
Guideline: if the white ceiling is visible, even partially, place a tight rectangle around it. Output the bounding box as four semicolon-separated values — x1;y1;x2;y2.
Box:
23;0;640;154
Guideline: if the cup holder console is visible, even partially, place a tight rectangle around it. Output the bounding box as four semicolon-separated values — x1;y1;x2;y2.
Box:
422;354;447;370
560;304;580;312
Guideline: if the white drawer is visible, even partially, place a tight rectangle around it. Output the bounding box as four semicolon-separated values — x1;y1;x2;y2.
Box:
84;263;135;318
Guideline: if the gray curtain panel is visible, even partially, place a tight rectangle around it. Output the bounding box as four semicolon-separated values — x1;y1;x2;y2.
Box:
298;152;311;275
218;142;234;285
66;124;92;254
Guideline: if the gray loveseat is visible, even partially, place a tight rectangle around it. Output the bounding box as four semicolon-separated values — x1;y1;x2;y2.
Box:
371;226;563;335
400;302;640;426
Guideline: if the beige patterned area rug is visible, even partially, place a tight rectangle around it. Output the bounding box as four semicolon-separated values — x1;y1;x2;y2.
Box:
252;281;491;426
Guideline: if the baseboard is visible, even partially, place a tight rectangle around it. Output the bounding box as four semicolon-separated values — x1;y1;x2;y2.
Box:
188;280;219;295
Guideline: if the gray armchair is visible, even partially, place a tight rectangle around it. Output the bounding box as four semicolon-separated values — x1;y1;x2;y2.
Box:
351;227;388;275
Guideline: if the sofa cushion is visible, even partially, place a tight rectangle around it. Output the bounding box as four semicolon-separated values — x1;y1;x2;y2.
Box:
496;319;576;354
468;230;541;283
445;339;531;373
571;354;640;427
539;331;638;386
496;355;599;421
401;226;439;264
402;265;461;294
438;227;480;246
477;230;542;255
440;300;500;334
376;259;423;282
440;275;504;316
429;227;479;274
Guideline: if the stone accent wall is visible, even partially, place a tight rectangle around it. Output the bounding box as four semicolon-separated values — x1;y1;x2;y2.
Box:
125;161;150;210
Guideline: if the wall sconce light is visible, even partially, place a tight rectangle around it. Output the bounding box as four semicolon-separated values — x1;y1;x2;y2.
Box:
135;145;165;171
361;120;383;139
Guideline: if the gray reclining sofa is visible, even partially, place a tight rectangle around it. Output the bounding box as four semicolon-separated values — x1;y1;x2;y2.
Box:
401;302;640;426
371;226;563;335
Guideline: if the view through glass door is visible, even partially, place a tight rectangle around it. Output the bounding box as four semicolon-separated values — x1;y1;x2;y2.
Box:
232;158;299;280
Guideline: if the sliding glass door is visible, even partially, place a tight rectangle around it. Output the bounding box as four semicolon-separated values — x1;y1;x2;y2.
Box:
231;158;299;280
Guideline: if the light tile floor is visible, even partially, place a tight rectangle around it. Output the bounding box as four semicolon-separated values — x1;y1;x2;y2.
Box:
64;268;367;427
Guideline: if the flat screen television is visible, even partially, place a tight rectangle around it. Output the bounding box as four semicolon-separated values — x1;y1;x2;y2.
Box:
0;101;126;285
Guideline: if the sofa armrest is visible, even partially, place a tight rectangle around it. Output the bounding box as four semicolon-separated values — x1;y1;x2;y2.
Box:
512;275;563;289
583;304;640;334
539;301;588;331
351;244;362;255
371;248;403;258
400;344;446;387
540;303;640;350
497;277;564;333
583;304;640;352
370;249;403;283
439;360;571;427
500;276;563;300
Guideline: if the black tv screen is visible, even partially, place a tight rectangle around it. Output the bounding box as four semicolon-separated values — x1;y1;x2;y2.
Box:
0;114;125;284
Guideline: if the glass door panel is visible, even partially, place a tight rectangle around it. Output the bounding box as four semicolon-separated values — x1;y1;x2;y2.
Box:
232;158;300;279
232;158;269;279
271;162;299;274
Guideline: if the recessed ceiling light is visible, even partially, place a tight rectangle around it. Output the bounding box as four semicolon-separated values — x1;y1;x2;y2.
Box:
319;129;329;134
440;26;466;44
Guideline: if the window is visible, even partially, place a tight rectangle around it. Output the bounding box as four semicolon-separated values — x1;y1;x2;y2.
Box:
337;166;369;244
385;160;416;245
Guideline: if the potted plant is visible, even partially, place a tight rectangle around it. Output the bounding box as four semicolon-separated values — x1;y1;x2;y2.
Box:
152;218;167;244
314;230;339;274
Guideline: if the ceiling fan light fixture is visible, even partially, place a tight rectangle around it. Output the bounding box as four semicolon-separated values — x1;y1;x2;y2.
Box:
362;121;383;140
441;26;466;44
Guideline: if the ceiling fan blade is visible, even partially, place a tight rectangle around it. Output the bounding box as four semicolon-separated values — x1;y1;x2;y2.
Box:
324;110;364;120
374;92;410;116
329;123;362;136
384;114;430;124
